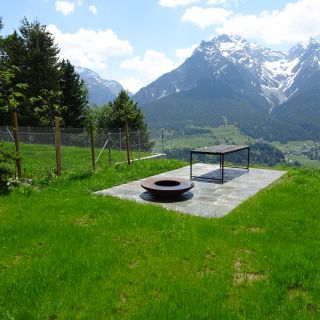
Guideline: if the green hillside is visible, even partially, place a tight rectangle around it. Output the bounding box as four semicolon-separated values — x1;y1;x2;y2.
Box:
141;88;310;143
273;74;320;140
1;160;320;319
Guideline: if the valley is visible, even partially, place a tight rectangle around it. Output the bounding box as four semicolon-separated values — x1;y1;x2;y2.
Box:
153;124;320;168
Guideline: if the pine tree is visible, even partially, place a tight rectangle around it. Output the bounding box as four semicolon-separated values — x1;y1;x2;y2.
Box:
19;18;60;98
0;18;61;125
59;59;89;127
19;18;61;125
106;90;147;130
102;90;151;150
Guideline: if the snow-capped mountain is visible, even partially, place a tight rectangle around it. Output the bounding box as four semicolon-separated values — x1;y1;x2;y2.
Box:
75;66;124;106
134;34;320;112
133;34;320;142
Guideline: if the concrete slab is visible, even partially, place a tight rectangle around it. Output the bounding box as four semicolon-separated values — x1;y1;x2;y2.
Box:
94;164;286;218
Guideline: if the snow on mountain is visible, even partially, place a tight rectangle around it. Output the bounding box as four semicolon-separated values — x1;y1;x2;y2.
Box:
75;66;125;106
134;34;320;112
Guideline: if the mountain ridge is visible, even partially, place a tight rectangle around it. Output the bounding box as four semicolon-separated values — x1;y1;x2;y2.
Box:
134;34;320;111
133;34;320;142
75;66;125;106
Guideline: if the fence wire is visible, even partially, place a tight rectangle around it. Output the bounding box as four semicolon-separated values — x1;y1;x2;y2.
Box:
0;126;164;178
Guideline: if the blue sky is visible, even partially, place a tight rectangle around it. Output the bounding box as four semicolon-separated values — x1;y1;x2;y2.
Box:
1;0;320;92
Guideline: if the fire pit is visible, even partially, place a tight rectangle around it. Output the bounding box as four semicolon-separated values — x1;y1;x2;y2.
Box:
141;177;194;198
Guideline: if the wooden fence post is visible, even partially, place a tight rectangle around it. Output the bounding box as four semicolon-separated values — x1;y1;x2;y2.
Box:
54;117;62;176
12;111;22;179
89;125;95;171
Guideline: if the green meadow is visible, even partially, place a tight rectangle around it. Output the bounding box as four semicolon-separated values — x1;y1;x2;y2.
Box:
1;155;320;319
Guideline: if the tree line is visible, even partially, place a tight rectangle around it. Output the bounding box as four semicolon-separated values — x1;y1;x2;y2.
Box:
0;17;148;136
0;17;88;127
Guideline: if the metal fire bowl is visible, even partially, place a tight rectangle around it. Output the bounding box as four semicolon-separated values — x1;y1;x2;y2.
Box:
141;177;194;197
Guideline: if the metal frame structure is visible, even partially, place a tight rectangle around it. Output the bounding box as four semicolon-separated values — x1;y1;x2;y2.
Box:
190;145;250;183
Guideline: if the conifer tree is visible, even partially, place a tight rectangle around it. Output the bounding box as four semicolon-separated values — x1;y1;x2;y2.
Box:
103;90;151;149
19;18;60;99
107;90;147;130
1;18;89;127
59;59;89;127
0;18;61;125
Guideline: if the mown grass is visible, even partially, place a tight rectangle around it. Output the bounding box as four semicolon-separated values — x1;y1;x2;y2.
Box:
2;142;151;177
0;160;320;319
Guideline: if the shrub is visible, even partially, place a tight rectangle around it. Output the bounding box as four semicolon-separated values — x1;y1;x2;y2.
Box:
0;142;15;194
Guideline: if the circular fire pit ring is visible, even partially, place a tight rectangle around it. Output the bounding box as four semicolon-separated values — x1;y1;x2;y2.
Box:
141;177;194;198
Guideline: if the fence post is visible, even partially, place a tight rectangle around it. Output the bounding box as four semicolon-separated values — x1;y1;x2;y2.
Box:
12;111;22;179
84;127;87;148
28;126;31;144
54;117;62;176
161;128;164;154
119;128;122;152
89;125;95;171
138;130;141;160
125;119;131;165
108;132;111;163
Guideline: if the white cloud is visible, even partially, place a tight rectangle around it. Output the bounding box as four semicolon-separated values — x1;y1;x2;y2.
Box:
217;0;320;45
120;50;175;80
159;0;199;7
206;0;240;6
119;76;145;94
88;5;97;15
55;0;75;15
176;43;198;60
181;6;232;29
47;24;133;69
206;0;226;5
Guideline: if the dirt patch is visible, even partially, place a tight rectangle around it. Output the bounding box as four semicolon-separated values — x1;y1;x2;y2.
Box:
198;264;215;278
232;226;265;234
120;292;127;303
288;287;309;301
128;260;140;269
233;257;267;285
74;216;94;227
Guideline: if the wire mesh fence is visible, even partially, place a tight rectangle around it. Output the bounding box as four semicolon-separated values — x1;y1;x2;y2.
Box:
0;123;288;182
0;126;165;178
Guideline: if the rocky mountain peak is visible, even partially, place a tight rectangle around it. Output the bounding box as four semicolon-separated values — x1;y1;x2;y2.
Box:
75;66;125;106
133;34;320;110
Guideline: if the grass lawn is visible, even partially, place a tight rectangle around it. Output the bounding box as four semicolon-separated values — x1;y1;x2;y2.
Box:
2;142;151;177
0;159;320;319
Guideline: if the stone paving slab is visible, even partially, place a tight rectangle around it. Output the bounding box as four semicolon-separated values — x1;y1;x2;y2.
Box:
94;164;286;218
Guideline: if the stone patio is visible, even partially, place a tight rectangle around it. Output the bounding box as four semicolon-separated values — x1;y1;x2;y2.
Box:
94;163;286;218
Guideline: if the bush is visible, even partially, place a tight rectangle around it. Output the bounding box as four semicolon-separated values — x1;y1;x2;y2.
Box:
0;143;15;194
